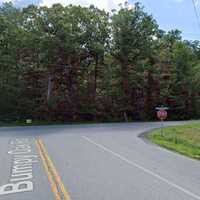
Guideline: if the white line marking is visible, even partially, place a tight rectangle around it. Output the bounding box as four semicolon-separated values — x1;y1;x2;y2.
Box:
82;136;200;200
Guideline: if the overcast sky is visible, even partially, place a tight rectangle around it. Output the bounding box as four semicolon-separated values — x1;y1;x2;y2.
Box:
0;0;200;40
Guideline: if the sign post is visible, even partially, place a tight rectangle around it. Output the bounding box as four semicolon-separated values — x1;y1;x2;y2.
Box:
155;106;169;136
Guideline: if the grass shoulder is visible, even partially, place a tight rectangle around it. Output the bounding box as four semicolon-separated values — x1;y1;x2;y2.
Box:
148;122;200;160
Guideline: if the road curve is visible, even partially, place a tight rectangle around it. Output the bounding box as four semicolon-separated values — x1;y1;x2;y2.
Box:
0;122;199;200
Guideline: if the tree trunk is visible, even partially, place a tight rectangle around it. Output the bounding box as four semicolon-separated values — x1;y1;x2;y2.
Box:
144;70;154;119
94;56;99;100
47;73;53;103
121;61;129;97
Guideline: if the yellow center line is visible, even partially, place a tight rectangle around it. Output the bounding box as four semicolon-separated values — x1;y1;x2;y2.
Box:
36;140;61;200
35;139;72;200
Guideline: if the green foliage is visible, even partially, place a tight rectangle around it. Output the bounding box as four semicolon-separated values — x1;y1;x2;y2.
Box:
0;2;200;122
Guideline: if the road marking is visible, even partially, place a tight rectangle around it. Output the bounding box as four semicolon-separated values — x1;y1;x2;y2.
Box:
36;140;61;200
83;136;200;200
0;138;38;195
36;139;72;200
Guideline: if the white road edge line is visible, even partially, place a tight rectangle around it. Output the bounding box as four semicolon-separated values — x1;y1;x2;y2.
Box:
82;136;200;200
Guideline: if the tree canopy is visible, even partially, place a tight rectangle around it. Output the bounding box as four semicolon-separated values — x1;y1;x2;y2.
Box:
0;2;200;122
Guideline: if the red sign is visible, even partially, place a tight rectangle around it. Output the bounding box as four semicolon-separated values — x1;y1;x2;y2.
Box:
157;109;168;120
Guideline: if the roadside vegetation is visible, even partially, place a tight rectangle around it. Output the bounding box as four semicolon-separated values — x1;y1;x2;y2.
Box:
0;120;63;127
1;2;200;123
0;120;101;127
148;123;200;160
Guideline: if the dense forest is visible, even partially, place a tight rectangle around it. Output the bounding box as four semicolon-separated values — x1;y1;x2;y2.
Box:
0;2;200;122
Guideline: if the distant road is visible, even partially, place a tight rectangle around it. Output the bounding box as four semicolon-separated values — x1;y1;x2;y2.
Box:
0;122;200;200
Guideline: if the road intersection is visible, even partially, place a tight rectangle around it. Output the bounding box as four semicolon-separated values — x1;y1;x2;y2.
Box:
0;122;199;200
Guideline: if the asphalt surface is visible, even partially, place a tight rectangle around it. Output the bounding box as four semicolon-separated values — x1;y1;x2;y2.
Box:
0;122;200;200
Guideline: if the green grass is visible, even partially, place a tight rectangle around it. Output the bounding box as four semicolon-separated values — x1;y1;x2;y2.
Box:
148;123;200;160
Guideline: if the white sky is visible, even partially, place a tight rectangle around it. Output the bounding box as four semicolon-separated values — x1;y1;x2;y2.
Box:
40;0;126;10
1;0;198;11
0;0;127;11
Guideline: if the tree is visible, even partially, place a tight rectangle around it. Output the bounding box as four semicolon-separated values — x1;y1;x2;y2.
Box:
0;2;200;122
111;2;159;120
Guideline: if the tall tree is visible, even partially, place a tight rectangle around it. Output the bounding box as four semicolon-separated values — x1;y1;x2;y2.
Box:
112;2;158;120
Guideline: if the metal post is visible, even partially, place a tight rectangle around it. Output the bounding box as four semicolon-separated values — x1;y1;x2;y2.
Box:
161;119;164;137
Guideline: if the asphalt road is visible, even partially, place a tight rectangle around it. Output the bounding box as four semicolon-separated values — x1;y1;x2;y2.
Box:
0;122;200;200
